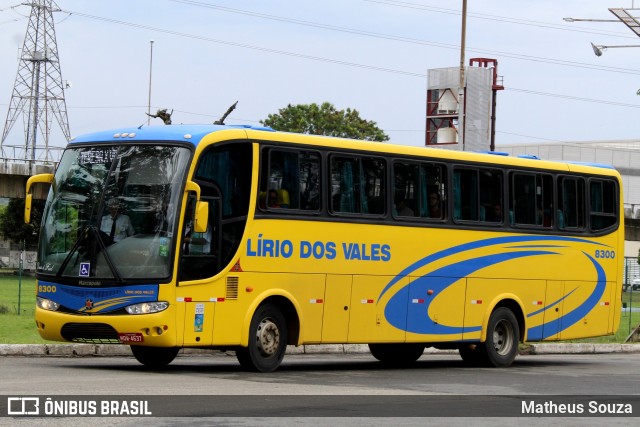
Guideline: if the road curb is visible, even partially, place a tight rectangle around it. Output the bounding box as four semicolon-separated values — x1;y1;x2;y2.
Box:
0;343;639;357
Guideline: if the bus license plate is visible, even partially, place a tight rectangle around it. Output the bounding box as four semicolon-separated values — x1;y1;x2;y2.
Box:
118;333;144;343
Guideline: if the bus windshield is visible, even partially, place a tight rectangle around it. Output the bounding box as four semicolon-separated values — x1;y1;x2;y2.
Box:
37;144;191;282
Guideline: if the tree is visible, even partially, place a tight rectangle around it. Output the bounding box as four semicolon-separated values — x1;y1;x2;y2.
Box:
0;198;44;248
261;102;389;142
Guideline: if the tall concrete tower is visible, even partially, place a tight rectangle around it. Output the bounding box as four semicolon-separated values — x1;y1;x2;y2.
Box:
1;0;71;165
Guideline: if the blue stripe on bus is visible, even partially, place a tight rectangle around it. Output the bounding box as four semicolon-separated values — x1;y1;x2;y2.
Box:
378;235;608;301
379;236;610;338
527;287;577;317
386;250;556;335
38;282;159;314
527;252;606;340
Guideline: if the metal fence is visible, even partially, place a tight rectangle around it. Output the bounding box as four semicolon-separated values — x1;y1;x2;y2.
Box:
0;269;34;316
623;256;640;288
622;257;640;340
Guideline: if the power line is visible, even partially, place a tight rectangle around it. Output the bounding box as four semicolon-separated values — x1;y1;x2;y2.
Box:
495;130;570;143
8;6;633;139
174;0;638;40
35;9;640;116
507;87;640;108
61;9;425;77
168;1;640;76
364;0;637;39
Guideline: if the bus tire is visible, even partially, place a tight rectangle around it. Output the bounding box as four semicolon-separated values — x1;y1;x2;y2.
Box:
236;303;287;373
130;346;179;368
368;343;425;366
458;343;489;366
484;307;520;367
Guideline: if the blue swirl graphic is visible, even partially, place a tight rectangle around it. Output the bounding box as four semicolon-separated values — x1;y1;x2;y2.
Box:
527;252;606;340
379;236;608;339
387;251;555;334
379;235;606;301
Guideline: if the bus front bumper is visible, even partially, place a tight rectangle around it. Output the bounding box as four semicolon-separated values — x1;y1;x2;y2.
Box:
35;306;178;347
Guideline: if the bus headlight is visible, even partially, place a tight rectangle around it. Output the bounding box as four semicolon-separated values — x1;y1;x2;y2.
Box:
37;296;60;312
125;301;169;315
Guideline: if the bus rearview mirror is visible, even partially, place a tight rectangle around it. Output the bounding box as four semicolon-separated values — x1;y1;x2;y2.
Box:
194;201;209;233
24;193;33;224
24;173;54;224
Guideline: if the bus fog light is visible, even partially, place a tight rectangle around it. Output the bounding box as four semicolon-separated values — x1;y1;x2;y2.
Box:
37;296;60;312
156;327;163;335
125;301;169;315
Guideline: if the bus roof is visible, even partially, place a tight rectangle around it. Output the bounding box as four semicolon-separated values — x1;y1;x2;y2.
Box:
69;124;274;145
68;124;619;175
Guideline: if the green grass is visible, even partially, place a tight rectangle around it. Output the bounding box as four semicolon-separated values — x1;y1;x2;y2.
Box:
563;291;640;344
0;273;48;344
1;272;639;344
565;312;640;344
0;272;36;315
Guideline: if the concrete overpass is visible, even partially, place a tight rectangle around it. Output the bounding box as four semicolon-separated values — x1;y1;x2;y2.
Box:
0;160;55;199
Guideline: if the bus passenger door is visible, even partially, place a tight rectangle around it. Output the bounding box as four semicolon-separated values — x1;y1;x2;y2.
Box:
322;274;352;342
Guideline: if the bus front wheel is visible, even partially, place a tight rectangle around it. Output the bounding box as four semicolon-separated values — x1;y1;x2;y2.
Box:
484;307;520;367
368;343;425;366
130;346;179;368
236;303;288;373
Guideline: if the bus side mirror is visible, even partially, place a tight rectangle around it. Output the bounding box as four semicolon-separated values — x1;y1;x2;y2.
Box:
184;180;209;233
194;201;209;233
25;173;54;224
24;193;33;224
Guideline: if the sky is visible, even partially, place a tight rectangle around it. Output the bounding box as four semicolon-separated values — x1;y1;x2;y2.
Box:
1;0;640;157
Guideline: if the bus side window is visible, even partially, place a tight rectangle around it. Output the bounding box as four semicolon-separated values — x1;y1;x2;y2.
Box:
512;173;535;225
479;169;502;223
330;155;385;216
259;148;321;211
589;179;616;231
453;169;477;221
453;167;501;222
510;172;553;228
424;163;446;220
558;176;585;230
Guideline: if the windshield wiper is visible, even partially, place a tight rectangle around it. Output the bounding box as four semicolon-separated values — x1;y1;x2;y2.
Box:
56;226;121;281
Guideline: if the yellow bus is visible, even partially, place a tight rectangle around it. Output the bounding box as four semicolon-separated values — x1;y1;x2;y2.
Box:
26;125;623;372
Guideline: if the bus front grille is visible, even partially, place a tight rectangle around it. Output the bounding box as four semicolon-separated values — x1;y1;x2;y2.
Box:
61;323;120;343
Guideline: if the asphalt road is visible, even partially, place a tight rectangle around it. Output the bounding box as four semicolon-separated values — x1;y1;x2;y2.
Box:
1;352;639;425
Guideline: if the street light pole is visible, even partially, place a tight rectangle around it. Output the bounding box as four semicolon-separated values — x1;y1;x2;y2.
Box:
147;40;154;126
563;17;618;22
459;0;467;90
591;42;640;56
458;0;467;151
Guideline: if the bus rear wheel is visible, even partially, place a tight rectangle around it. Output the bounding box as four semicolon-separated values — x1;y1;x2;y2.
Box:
484;307;520;367
236;303;288;373
130;346;179;368
368;343;425;366
458;343;489;366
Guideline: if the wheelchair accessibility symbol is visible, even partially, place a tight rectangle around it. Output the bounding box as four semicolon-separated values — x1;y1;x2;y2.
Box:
79;262;90;277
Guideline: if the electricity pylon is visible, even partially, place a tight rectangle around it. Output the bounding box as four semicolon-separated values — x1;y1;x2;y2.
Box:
1;0;71;164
